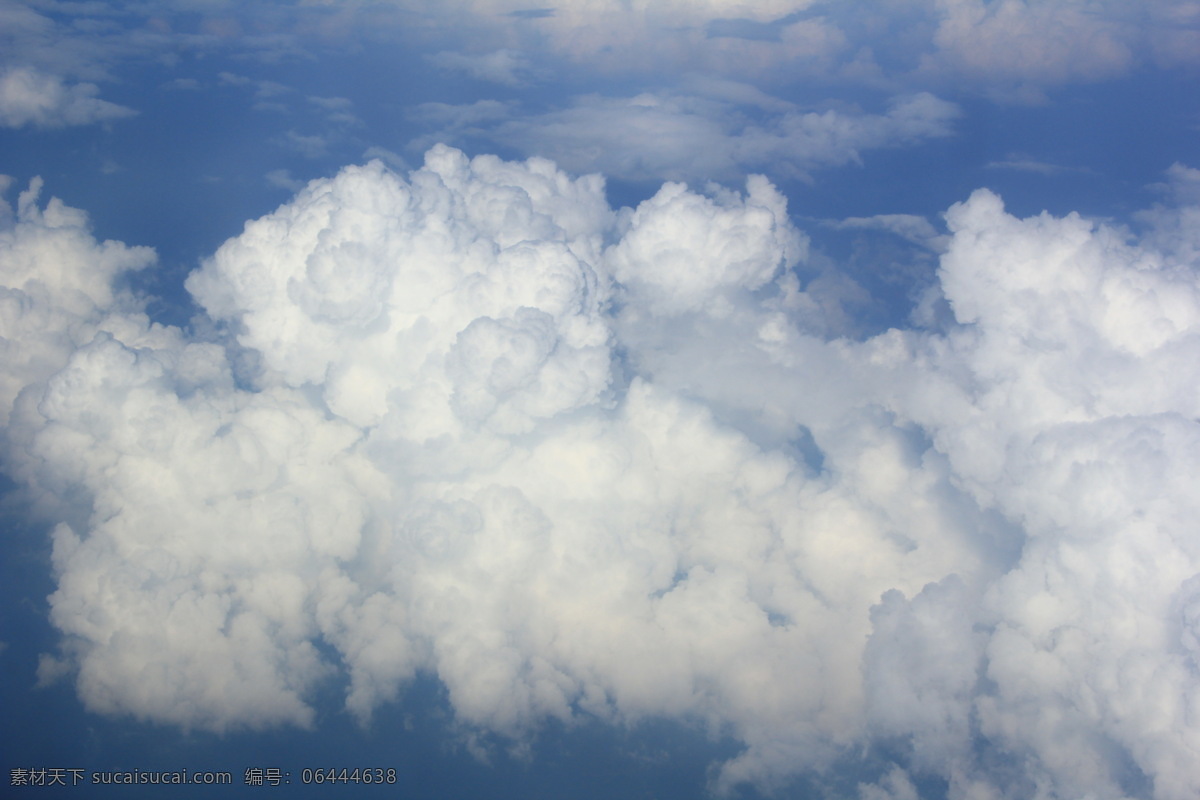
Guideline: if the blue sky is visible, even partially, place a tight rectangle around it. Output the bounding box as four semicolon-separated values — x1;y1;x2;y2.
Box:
2;2;1200;799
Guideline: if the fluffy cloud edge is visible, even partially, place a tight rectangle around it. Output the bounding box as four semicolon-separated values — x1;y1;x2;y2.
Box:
3;152;1200;800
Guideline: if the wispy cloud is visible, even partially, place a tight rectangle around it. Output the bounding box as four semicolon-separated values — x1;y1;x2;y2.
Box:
418;91;959;182
985;152;1095;175
428;49;533;87
308;95;362;126
823;213;947;250
0;67;135;128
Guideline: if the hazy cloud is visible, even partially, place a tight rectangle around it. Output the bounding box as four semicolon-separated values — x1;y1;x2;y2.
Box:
0;67;135;128
428;49;532;86
278;130;329;158
307;95;361;126
426;91;959;182
985;152;1094;175
163;77;201;91
2;0;1194;119
316;0;1197;96
824;213;947;249
924;0;1133;92
265;168;305;192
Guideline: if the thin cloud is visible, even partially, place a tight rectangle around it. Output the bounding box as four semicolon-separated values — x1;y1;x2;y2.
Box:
506;8;555;20
308;95;362;126
278;130;330;158
3;0;1194;117
163;77;201;91
823;213;947;250
985;152;1095;176
265;168;305;192
428;49;532;86
0;67;135;128
426;91;959;182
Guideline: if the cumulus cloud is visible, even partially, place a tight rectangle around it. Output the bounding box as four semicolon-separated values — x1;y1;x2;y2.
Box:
851;186;1200;800
4;150;1200;800
0;67;136;128
0;178;154;427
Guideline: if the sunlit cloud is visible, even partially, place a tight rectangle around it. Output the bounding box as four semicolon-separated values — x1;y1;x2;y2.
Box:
3;2;1199;798
4;152;1199;797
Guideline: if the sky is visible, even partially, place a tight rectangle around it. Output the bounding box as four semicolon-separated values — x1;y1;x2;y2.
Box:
2;1;1200;798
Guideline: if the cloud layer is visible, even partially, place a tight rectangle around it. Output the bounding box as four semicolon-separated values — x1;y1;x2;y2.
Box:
0;67;136;128
419;90;960;182
378;0;1200;94
3;147;1200;799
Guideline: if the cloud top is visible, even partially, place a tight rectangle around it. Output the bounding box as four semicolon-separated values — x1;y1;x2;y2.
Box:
4;149;1200;799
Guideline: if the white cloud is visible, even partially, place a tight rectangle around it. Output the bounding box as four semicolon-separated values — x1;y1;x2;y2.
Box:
0;175;14;222
308;96;352;110
428;91;959;182
4;150;1200;799
164;77;201;91
859;766;921;800
288;0;1194;98
360;145;411;172
1138;164;1200;270
412;0;842;78
217;71;252;87
3;0;1193;127
219;71;295;112
428;49;532;86
859;185;1200;799
265;169;305;192
1143;0;1200;69
410;98;512;129
984;152;1094;175
1154;162;1200;206
925;0;1134;85
0;67;136;128
278;130;329;158
308;95;361;126
606;175;807;314
0;177;154;428
824;213;947;249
